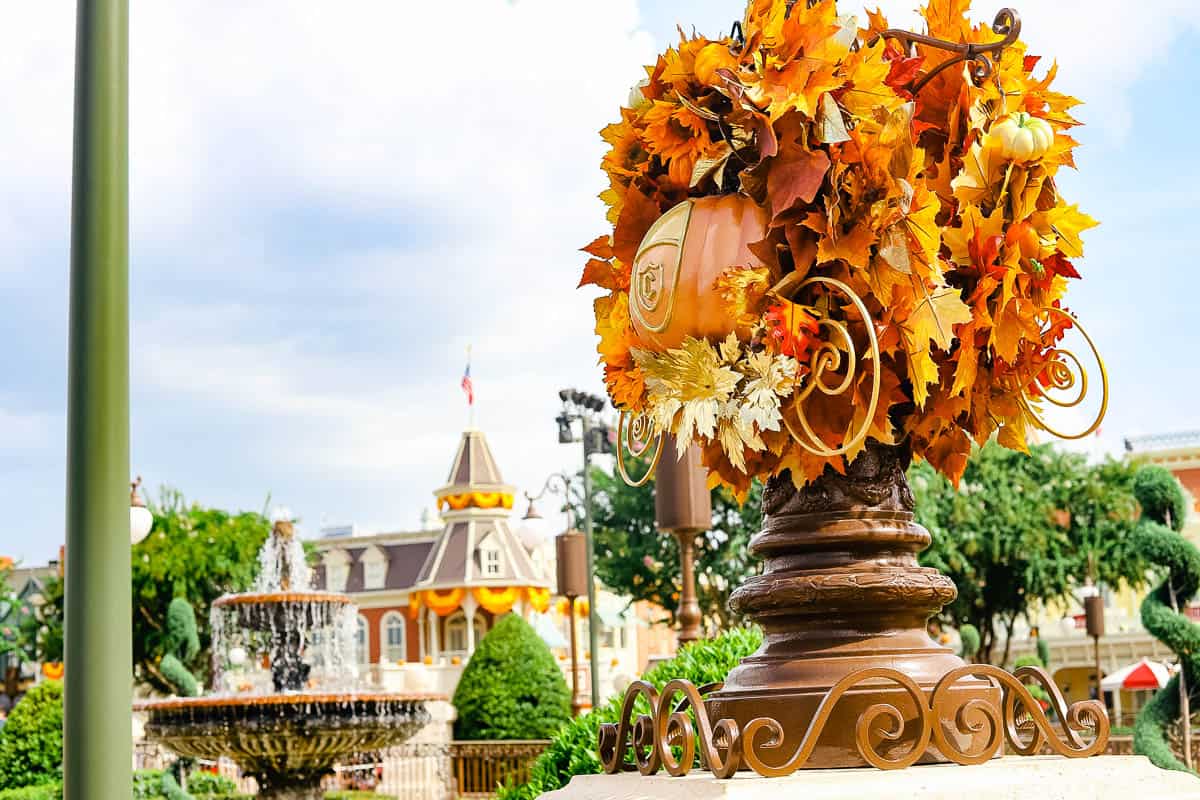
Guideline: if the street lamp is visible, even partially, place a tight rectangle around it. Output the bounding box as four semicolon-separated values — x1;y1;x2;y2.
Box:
129;476;153;545
1078;580;1105;704
555;389;612;709
518;473;578;543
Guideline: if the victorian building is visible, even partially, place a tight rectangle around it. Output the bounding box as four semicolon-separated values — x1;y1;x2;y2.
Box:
312;427;675;700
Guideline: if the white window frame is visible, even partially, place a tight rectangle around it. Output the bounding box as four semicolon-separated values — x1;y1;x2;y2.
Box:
323;549;351;592
381;611;407;664
355;614;369;665
362;546;388;591
478;537;503;577
446;611;468;654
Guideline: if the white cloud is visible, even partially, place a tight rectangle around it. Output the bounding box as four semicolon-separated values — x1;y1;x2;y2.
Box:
2;1;1200;562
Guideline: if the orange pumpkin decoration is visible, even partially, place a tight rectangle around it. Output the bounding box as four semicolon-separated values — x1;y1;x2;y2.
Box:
629;195;769;351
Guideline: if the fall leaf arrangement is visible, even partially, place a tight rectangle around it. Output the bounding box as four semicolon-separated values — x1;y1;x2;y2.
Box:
582;0;1102;498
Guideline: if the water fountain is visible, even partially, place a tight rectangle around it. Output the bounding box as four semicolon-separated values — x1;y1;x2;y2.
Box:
136;520;436;800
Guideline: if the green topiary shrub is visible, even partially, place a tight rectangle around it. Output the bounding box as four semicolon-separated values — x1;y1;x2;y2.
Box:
0;681;63;790
160;597;201;699
1013;654;1050;706
497;625;763;800
957;624;979;661
1130;465;1200;774
1035;637;1051;669
0;783;61;800
453;613;572;741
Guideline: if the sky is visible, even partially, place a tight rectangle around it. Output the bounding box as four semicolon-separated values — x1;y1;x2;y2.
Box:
2;1;1199;565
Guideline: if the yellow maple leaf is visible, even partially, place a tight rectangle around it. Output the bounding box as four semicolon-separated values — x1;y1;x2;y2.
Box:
904;186;942;276
904;281;973;352
950;143;1004;209
817;221;875;270
839;39;896;120
907;346;940;409
1042;202;1098;258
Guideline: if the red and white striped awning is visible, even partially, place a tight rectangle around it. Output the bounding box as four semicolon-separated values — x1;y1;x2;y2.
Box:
1100;657;1171;691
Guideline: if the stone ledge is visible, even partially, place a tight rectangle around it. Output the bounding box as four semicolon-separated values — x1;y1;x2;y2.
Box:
540;756;1200;800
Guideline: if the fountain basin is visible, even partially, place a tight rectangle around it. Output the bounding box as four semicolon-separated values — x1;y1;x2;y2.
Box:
212;591;353;630
136;692;442;800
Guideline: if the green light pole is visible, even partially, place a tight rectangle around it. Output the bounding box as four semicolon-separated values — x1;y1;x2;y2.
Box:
556;390;611;709
64;2;131;799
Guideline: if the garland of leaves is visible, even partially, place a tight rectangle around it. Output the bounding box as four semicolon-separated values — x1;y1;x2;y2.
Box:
1131;466;1200;774
583;0;1095;497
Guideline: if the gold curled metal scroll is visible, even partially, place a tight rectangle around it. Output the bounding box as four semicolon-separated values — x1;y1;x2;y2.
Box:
780;276;881;458
1019;305;1108;440
616;410;665;488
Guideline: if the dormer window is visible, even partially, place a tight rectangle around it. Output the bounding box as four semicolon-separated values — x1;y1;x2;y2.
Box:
477;535;503;577
362;545;388;591
323;549;350;592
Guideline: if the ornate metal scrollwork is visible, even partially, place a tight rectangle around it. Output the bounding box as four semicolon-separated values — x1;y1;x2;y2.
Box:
930;664;1109;761
872;8;1022;94
1017;305;1109;440
780;275;881;459
598;664;1109;779
598;680;741;779
741;667;930;775
615;411;665;488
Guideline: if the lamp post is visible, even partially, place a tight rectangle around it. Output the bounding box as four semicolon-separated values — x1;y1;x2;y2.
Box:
130;476;153;545
519;474;589;712
556;530;590;716
64;1;130;797
654;434;711;648
555;389;612;709
1080;582;1105;706
516;473;577;552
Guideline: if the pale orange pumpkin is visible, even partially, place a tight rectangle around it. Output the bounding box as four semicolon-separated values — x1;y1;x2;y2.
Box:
628;195;769;351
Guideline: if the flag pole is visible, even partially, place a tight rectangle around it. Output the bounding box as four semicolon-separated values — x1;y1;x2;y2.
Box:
466;345;475;429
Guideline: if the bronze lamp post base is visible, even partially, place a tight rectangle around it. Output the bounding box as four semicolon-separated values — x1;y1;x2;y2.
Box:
705;444;996;768
599;444;1108;778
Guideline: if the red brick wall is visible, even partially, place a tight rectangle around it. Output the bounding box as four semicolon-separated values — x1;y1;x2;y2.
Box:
358;607;386;664
357;605;421;664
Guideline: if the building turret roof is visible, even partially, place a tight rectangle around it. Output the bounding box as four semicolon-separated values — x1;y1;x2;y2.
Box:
415;429;548;592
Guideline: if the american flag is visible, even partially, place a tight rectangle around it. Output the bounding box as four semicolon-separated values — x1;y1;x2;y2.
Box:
461;358;474;406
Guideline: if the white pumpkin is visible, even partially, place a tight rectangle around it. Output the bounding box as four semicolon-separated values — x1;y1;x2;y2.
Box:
987;112;1054;162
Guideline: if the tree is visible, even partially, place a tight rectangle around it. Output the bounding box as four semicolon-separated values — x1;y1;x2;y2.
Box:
587;454;761;632
452;614;572;741
911;442;1146;665
133;488;270;693
1;567;62;698
17;576;63;666
0;564;26;696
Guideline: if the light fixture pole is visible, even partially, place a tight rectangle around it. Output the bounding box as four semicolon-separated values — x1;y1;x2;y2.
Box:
654;434;711;648
556;389;612;709
64;1;131;798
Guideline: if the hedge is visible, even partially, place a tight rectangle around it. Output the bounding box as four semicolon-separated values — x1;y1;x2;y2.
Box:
452;613;572;740
0;681;63;790
497;625;763;799
0;785;61;800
